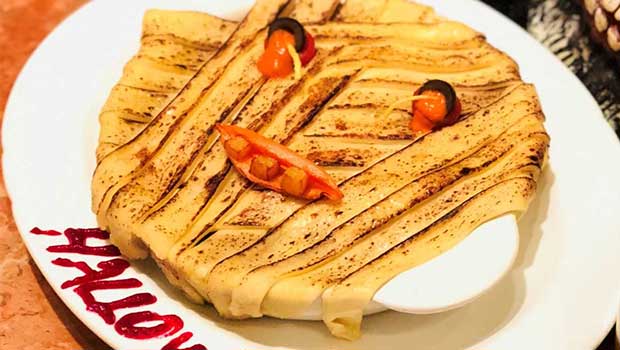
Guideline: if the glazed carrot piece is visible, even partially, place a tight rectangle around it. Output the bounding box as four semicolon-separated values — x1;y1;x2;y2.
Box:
216;124;343;201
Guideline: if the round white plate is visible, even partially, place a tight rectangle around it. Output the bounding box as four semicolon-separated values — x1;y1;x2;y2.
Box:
4;0;620;349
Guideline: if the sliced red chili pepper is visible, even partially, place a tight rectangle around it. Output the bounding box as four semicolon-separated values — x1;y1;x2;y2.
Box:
216;124;343;201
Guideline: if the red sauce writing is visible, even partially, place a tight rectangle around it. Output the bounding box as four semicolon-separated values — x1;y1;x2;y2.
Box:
52;258;129;288
31;227;62;236
77;279;155;324
115;311;183;339
163;332;207;350
32;227;207;349
47;227;120;256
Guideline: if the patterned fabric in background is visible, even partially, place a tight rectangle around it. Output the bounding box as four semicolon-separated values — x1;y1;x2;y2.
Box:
484;0;620;134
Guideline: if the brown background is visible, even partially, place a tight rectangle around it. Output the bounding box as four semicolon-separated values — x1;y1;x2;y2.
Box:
0;1;616;349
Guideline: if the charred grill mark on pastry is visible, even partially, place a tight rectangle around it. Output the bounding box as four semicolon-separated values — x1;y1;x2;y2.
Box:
304;131;414;140
305;149;375;167
144;163;231;223
329;1;345;21
221;192;290;227
133;55;201;73
114;84;175;95
142;34;225;52
355;78;521;89
280;73;358;144
327;102;387;110
336;60;494;73
190;177;250;223
236;51;333;130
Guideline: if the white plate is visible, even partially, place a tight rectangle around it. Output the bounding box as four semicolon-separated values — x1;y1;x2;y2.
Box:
4;0;620;349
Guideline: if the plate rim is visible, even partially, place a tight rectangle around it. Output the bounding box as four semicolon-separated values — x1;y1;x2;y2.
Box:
3;0;620;349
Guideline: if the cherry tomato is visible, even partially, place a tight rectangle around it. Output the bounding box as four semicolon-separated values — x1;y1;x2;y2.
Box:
410;110;435;133
268;30;296;55
409;80;462;133
257;51;293;78
298;31;316;66
443;98;462;126
258;30;295;78
412;90;446;123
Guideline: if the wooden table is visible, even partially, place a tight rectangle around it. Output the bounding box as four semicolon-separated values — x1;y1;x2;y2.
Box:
0;1;616;349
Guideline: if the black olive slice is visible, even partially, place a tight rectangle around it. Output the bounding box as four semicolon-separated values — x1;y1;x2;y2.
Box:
268;17;306;52
416;79;457;115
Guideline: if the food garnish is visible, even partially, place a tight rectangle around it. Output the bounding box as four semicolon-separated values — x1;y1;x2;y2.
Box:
216;124;343;201
281;167;309;197
411;80;462;132
250;155;281;181
223;136;251;159
257;17;316;79
380;79;462;134
93;0;549;341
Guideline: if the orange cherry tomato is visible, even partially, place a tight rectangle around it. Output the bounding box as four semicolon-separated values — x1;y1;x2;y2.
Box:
257;51;293;78
409;110;435;133
412;90;446;123
258;30;296;78
409;80;462;134
268;30;296;55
